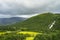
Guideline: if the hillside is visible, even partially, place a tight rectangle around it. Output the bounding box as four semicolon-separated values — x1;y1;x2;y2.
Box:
52;14;60;30
1;12;60;32
0;13;60;40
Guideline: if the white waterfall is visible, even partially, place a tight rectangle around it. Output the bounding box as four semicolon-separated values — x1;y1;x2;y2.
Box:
49;21;56;29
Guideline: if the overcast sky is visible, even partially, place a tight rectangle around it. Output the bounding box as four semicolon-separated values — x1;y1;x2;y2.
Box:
0;0;60;18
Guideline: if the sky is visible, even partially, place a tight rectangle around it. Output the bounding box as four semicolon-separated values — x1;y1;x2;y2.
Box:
0;0;60;18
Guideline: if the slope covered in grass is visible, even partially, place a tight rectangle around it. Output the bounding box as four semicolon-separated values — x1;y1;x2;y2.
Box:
2;12;58;32
52;14;60;30
0;13;60;40
0;13;60;32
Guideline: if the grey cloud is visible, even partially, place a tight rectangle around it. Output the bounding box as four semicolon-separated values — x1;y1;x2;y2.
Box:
0;0;60;15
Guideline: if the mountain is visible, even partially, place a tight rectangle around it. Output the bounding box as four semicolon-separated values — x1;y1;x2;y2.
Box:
1;12;59;32
0;13;60;40
0;17;26;25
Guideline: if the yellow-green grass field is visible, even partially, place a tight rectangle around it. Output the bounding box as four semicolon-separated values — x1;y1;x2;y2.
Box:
0;31;42;40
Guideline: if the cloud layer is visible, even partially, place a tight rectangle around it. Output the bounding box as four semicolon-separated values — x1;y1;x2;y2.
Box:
0;0;60;18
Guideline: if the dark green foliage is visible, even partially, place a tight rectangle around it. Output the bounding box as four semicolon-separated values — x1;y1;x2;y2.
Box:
52;15;60;30
34;32;60;40
0;33;30;40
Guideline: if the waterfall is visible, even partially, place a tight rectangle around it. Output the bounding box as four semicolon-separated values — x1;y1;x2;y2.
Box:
49;21;56;29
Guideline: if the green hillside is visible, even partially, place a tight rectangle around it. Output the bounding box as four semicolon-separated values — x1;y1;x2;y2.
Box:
0;13;60;40
1;12;59;32
52;14;60;30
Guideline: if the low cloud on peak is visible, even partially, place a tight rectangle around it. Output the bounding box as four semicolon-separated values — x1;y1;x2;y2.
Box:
0;13;39;18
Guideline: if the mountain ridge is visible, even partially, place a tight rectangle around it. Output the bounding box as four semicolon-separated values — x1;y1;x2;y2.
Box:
1;13;59;31
0;17;26;25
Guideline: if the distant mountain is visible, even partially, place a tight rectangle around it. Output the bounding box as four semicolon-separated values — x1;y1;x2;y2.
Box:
0;17;26;25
